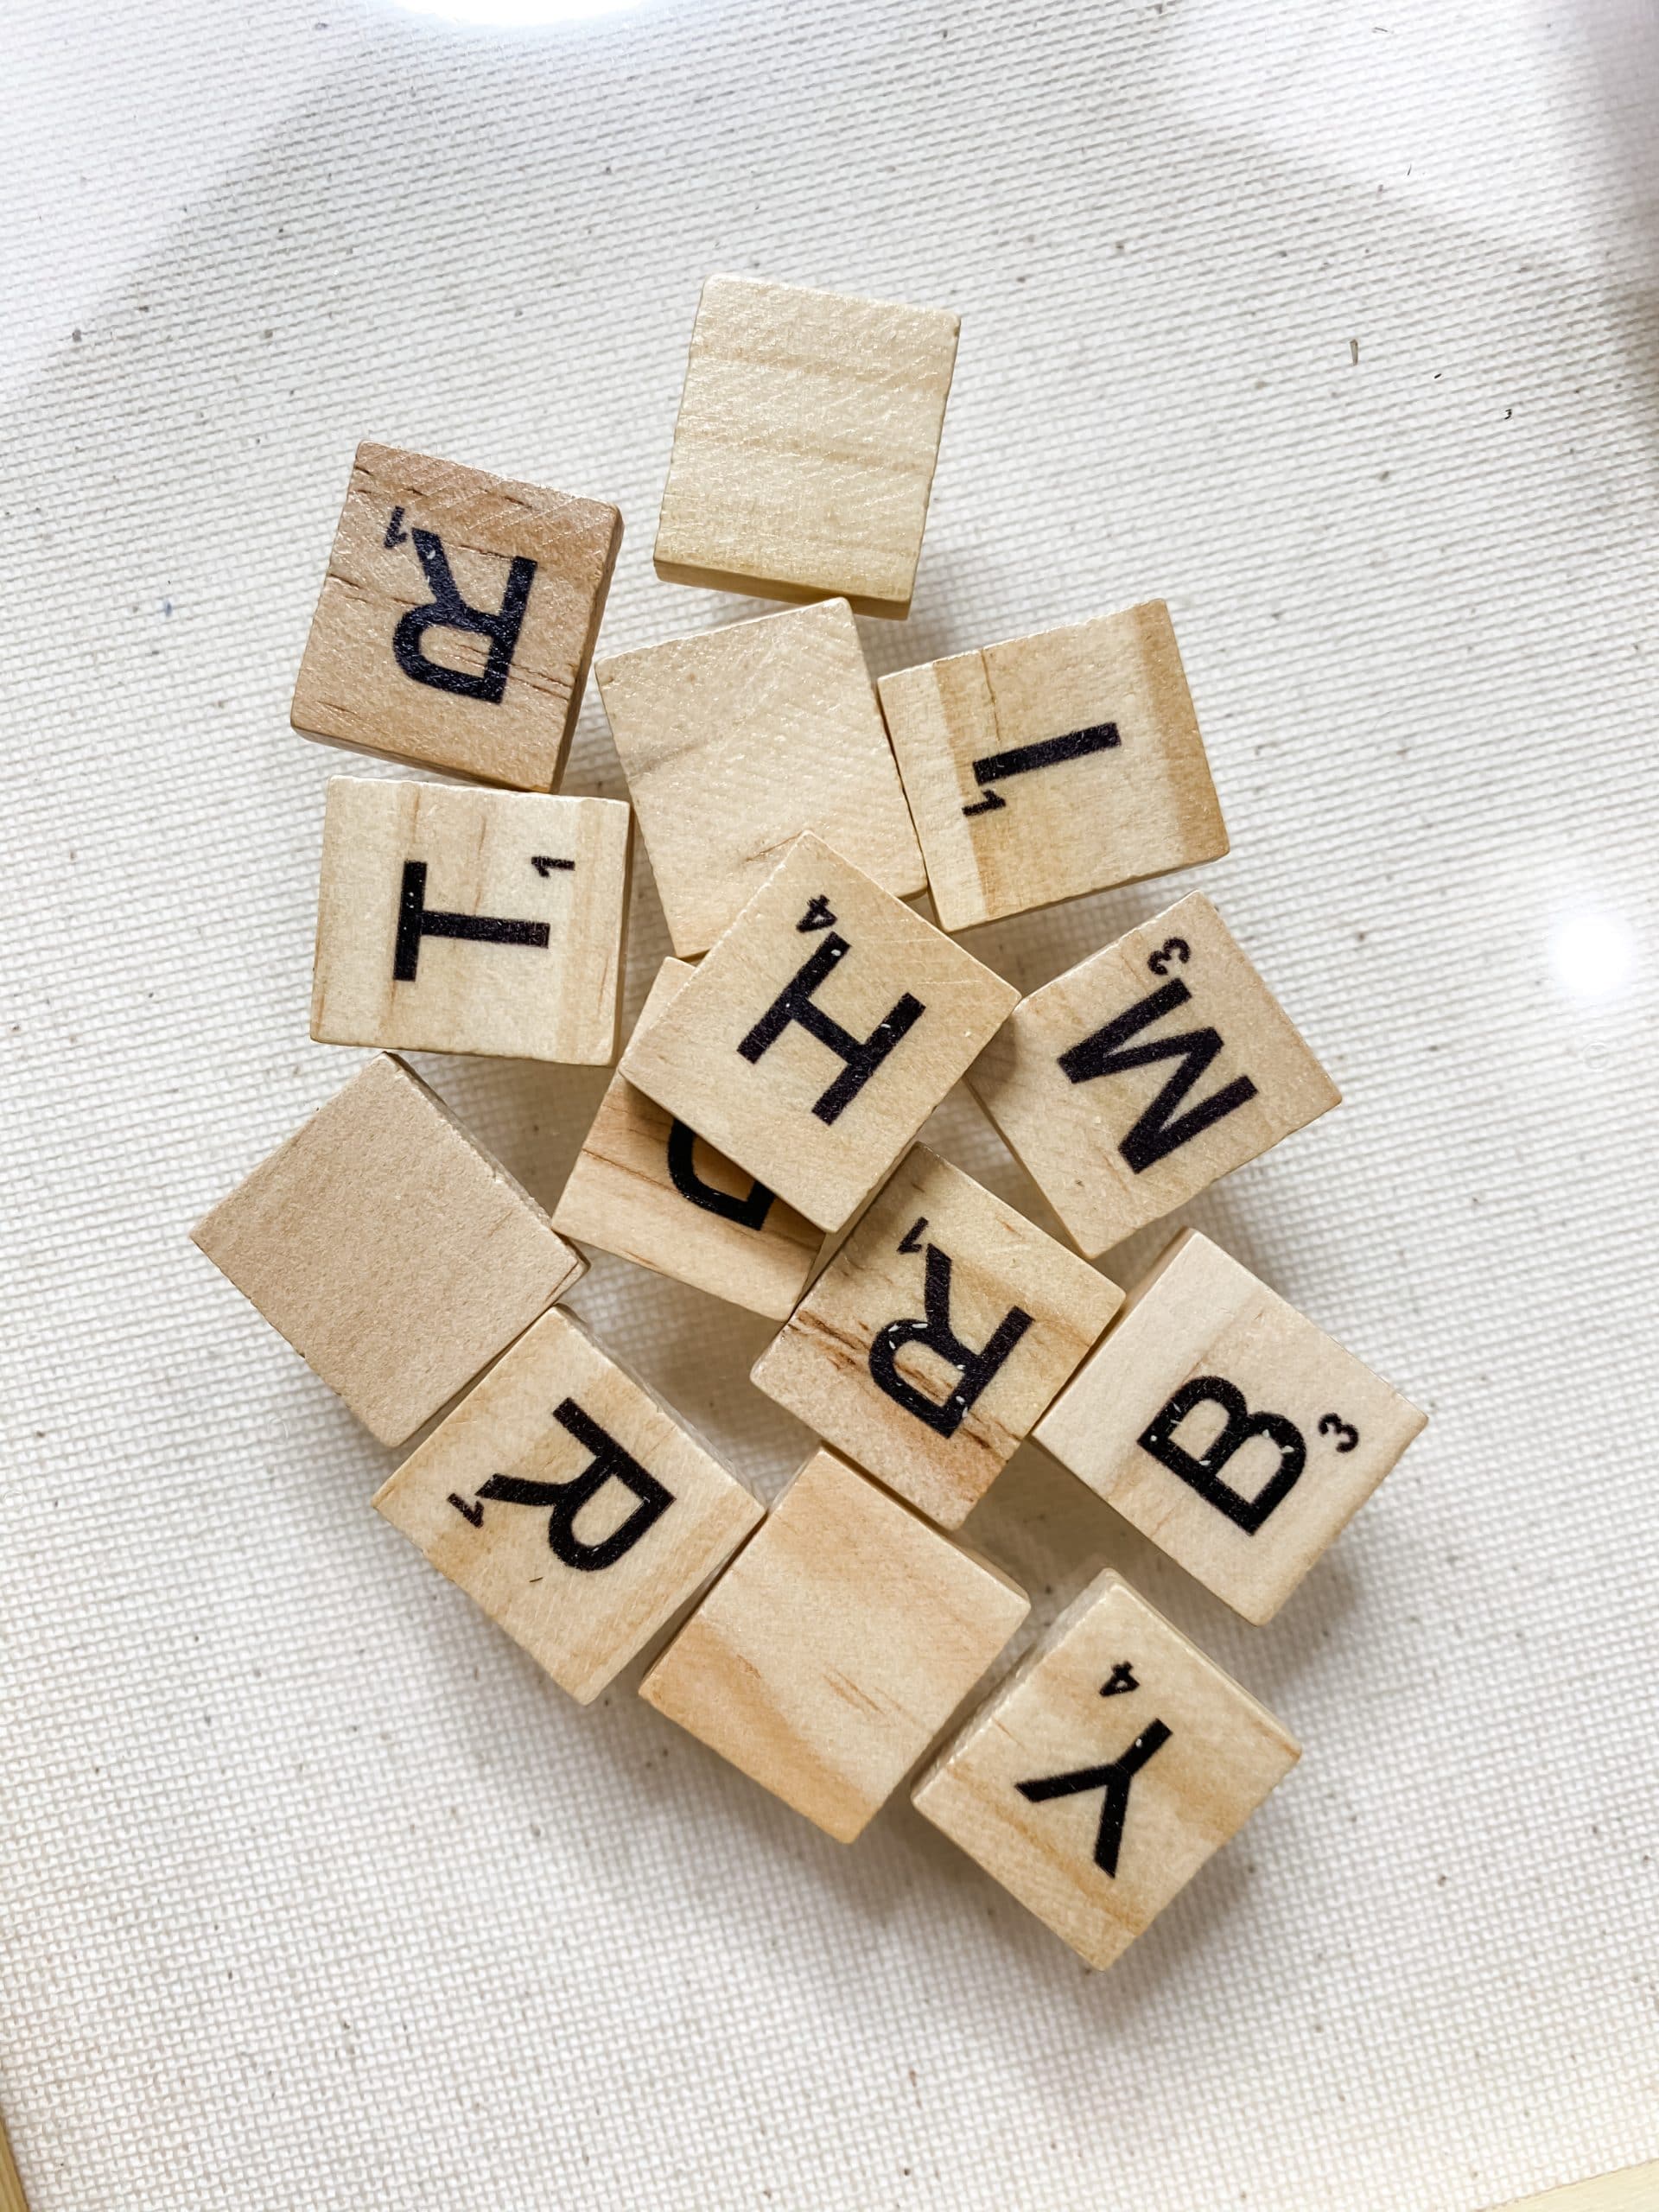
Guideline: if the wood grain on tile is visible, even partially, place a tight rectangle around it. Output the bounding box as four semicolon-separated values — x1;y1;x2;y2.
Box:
639;1446;1027;1841
620;832;1018;1232
595;597;924;957
752;1143;1122;1527
190;1054;584;1446
374;1307;761;1704
969;892;1339;1257
653;276;958;619
291;442;621;789
913;1568;1299;1968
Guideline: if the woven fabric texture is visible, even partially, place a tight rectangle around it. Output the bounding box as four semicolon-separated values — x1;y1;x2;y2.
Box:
2;1;1655;2206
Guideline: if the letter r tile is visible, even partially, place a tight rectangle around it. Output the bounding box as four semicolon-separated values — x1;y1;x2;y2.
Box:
752;1143;1122;1528
290;442;622;791
620;832;1019;1231
1035;1230;1427;1623
967;892;1340;1257
372;1308;762;1705
913;1568;1300;1970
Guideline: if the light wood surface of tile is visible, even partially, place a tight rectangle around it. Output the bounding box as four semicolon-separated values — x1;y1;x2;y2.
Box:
373;1307;761;1704
553;959;822;1319
311;777;631;1065
190;1053;584;1446
1036;1229;1426;1622
968;892;1339;1257
653;275;959;619
913;1567;1299;1969
1483;2166;1659;2212
752;1144;1122;1528
0;2111;28;2212
290;441;621;789
877;600;1227;932
620;832;1019;1232
639;1446;1027;1841
594;598;925;957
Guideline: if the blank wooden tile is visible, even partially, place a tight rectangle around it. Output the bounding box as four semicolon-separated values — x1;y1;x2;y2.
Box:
913;1568;1299;1969
620;832;1019;1232
653;275;959;620
752;1144;1122;1529
1035;1230;1426;1622
372;1307;761;1705
877;601;1228;933
969;892;1339;1258
594;598;925;957
310;777;631;1065
1483;2166;1659;2212
639;1446;1027;1841
190;1054;584;1446
290;442;621;791
553;958;822;1319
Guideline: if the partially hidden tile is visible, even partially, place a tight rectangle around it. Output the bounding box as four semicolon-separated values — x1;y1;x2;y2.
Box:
311;777;631;1064
1036;1230;1427;1623
594;598;925;957
1483;2165;1659;2212
969;892;1339;1258
553;958;822;1319
373;1307;762;1704
653;275;959;619
752;1143;1122;1528
190;1054;585;1446
639;1446;1027;1842
291;442;621;790
913;1568;1300;1969
620;832;1019;1232
877;601;1227;932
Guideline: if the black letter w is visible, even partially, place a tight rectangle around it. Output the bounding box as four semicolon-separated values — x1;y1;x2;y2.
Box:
1058;979;1257;1173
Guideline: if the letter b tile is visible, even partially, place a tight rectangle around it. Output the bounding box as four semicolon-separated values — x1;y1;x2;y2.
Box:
913;1568;1300;1969
291;443;622;791
373;1308;762;1705
752;1143;1123;1527
620;832;1019;1231
969;892;1340;1257
1035;1230;1427;1622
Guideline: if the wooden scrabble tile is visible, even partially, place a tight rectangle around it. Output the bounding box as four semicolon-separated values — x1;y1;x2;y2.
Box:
1484;2166;1659;2212
311;777;631;1065
653;275;959;620
968;892;1339;1258
1035;1230;1426;1623
372;1307;761;1704
594;599;925;957
877;601;1228;932
553;959;823;1319
751;1144;1122;1528
620;832;1019;1232
912;1567;1299;1969
190;1053;584;1446
639;1446;1027;1841
290;442;621;791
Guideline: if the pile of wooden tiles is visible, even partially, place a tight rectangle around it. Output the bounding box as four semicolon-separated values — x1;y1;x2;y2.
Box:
193;274;1427;1973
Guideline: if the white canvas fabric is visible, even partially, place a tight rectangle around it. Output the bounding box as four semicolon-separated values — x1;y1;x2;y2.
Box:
1;2;1655;2206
